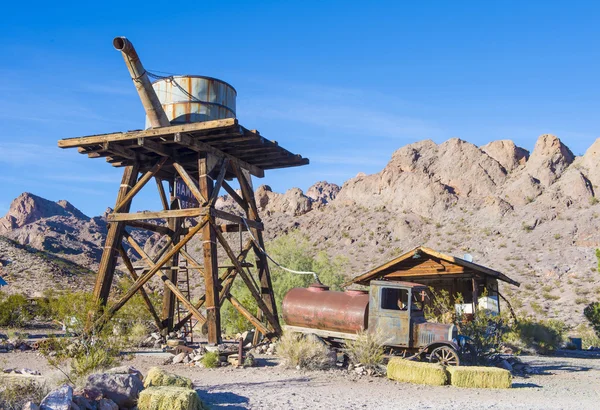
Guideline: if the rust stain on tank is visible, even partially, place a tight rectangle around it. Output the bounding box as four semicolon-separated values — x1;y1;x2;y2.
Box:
282;284;369;333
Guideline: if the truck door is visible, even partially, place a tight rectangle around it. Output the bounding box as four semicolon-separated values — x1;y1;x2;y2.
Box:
368;285;411;347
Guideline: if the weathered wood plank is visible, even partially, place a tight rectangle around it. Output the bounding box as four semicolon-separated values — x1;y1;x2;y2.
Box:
58;118;238;148
114;158;168;212
211;209;263;230
174;132;264;178
108;208;207;222
173;162;207;204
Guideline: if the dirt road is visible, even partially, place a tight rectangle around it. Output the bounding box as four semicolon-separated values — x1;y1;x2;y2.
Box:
2;351;599;409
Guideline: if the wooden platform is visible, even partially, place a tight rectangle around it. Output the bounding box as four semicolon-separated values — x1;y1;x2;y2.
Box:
58;118;309;178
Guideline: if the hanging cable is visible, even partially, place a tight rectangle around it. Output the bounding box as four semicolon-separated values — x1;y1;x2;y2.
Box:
241;219;321;283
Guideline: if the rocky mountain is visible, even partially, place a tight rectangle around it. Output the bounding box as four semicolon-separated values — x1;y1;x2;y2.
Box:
1;134;599;324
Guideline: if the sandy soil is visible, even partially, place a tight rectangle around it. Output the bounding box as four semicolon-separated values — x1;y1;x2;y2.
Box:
2;350;600;410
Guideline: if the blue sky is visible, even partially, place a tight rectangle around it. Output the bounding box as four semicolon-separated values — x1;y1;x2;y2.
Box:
0;1;599;217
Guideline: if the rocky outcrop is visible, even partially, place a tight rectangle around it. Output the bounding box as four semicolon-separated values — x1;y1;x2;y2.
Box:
0;193;88;233
480;140;529;172
306;181;341;206
524;134;574;186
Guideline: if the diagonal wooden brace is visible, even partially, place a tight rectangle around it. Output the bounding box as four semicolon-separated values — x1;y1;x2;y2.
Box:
94;215;209;329
114;157;168;212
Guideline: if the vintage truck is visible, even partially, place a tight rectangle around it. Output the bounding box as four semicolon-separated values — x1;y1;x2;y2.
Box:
282;280;470;365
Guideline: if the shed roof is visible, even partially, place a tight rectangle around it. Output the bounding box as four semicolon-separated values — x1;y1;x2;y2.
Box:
346;246;520;287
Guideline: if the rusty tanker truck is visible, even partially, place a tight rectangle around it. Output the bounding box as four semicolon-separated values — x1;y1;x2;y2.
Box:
282;280;471;365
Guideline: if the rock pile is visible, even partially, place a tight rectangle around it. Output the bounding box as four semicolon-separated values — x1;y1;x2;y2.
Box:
19;366;206;410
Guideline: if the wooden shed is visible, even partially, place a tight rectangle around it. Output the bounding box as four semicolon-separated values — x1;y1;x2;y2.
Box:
346;246;520;315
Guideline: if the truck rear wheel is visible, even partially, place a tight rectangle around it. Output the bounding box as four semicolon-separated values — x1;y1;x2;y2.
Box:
429;346;460;366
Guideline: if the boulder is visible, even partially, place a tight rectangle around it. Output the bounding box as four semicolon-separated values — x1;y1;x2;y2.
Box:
97;399;119;410
40;384;73;410
143;367;193;389
172;352;187;364
85;369;144;409
21;402;39;410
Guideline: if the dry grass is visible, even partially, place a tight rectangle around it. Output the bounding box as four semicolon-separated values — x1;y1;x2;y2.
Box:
144;367;193;389
277;331;334;370
201;351;220;368
387;358;448;386
447;366;512;388
343;329;385;370
0;379;49;410
138;386;206;410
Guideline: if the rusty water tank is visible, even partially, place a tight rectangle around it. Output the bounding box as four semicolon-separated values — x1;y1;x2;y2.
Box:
282;284;369;334
145;75;236;128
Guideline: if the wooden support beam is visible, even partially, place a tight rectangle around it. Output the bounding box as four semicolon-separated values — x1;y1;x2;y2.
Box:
179;248;204;275
217;223;249;233
173;162;207;204
108;208;207;222
199;153;221;344
234;164;279;341
103;142;137;160
121;223;207;327
125;220;173;235
138;137;171;156
221;181;248;212
93;165;140;306
174;132;264;178
211;220;281;334
209;158;229;206
227;294;271;336
95;216;209;328
211;209;263;230
155;178;169;211
114;158;168;212
172;239;253;333
117;245;163;330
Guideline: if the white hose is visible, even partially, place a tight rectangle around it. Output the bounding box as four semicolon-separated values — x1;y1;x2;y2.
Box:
241;219;320;282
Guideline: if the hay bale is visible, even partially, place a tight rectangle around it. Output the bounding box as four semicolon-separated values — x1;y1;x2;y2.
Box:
138;386;205;410
447;366;512;389
143;367;193;389
387;358;448;386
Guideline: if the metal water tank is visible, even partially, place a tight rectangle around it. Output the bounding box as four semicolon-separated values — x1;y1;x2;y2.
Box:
145;75;236;128
282;284;369;334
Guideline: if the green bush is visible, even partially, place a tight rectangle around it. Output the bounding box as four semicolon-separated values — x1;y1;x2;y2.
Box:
201;351;220;368
424;288;464;324
0;293;31;327
221;231;347;335
584;302;600;338
459;312;509;363
505;317;567;354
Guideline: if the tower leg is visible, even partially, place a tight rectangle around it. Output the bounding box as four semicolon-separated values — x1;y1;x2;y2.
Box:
161;178;182;334
93;165;139;306
199;153;221;344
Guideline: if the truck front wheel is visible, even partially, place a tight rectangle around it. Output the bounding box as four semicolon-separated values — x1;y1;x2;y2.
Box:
429;346;460;366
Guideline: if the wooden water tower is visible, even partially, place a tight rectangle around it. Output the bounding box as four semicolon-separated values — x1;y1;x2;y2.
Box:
57;37;308;344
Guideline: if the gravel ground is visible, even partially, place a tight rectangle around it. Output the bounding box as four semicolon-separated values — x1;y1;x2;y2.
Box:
2;350;600;409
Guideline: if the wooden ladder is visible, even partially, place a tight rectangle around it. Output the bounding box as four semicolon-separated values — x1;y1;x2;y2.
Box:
176;244;194;343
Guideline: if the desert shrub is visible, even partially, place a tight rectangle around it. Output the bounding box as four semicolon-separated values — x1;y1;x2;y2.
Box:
0;293;31;327
505;317;567;354
343;329;385;371
70;343;119;378
584;302;600;338
126;322;150;347
575;324;600;349
424;288;464;324
459;312;510;363
0;379;49;410
277;332;333;370
221;231;347;335
201;351;220;369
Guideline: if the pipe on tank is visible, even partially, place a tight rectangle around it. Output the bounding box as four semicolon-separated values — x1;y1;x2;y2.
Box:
113;37;170;128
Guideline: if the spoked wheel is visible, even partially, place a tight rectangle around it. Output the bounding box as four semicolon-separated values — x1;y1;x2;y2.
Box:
429;346;460;366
